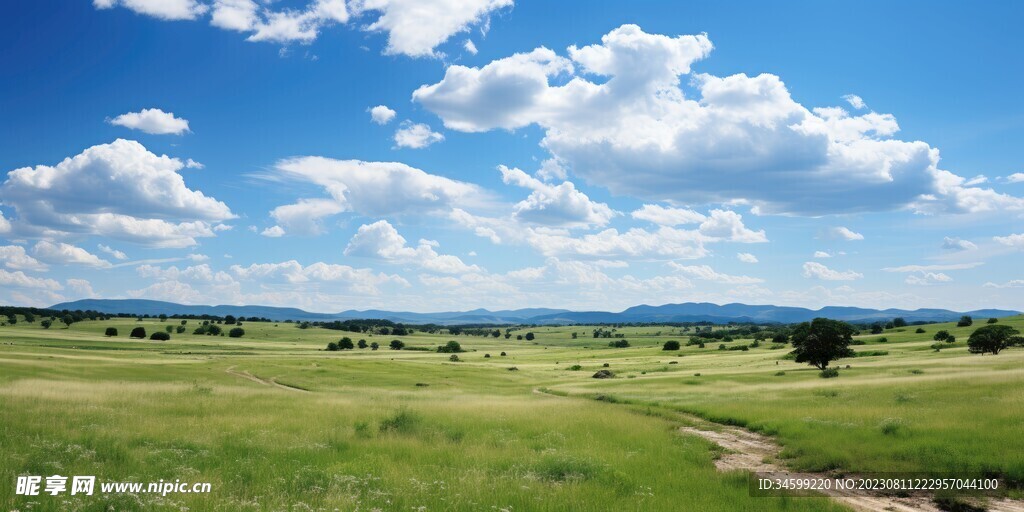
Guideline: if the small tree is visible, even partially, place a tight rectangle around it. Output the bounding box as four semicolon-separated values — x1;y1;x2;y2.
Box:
945;335;956;344
987;318;998;324
772;333;788;344
338;337;354;350
662;340;681;351
789;318;856;371
957;315;973;327
357;339;368;349
224;315;237;325
390;339;405;350
915;328;926;334
41;319;52;329
165;325;173;333
870;323;884;334
438;340;463;353
370;341;379;350
893;317;907;328
105;327;118;337
150;331;170;341
525;332;535;341
130;327;146;339
326;342;339;351
933;330;950;341
229;327;245;338
159;314;168;322
62;314;74;328
176;325;186;333
967;325;1019;355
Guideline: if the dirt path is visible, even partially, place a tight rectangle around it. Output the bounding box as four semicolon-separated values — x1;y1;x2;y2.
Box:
225;365;310;393
680;423;1023;512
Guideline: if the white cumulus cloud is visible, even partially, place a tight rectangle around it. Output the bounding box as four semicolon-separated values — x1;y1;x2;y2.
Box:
344;220;480;274
369;105;397;125
500;165;614;228
802;261;862;281
393;122;444;148
32;241;111;268
108;108;190;135
94;0;208;20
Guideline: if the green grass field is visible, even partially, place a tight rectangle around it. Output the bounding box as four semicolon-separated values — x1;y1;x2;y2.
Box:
2;315;1022;510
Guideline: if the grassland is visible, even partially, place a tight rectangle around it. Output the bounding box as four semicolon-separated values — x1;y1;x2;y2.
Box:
1;314;1022;511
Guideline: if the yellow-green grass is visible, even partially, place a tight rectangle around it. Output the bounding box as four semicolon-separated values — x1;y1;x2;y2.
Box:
1;314;1022;510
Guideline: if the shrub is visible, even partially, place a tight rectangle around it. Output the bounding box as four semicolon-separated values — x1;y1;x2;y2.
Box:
933;330;950;341
326;342;339;351
338;337;354;349
229;328;245;338
104;327;118;337
915;328;926;334
877;337;888;343
437;340;463;353
662;340;680;351
500;351;507;356
608;339;630;348
592;369;614;379
602;363;610;368
525;332;535;341
370;341;379;350
819;367;840;378
484;353;491;358
379;409;419;434
357;339;367;349
958;316;973;327
129;327;146;339
165;325;173;333
945;335;956;344
569;364;583;371
774;371;785;376
389;339;405;350
718;344;726;350
987;317;998;324
176;325;186;333
449;354;460;362
41;320;52;329
150;331;170;341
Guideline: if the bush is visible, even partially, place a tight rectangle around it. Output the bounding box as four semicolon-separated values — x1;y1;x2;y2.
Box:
176;325;186;333
957;315;973;327
228;328;245;338
500;351;507;356
165;325;174;333
370;341;379;350
326;342;339;351
915;328;926;334
819;368;840;378
357;339;367;349
662;340;680;351
988;318;998;324
150;331;170;341
933;330;950;341
945;335;956;344
129;327;146;339
449;354;460;362
569;364;583;371
104;327;118;337
608;339;630;348
437;340;463;353
525;332;535;341
389;339;405;350
338;337;354;349
41;320;52;329
877;337;888;343
592;369;614;379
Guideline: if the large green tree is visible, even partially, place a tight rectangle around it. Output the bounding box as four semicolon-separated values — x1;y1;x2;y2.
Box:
967;325;1019;355
789;318;856;370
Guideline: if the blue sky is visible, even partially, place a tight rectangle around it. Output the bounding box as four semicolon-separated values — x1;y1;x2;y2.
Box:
1;0;1023;313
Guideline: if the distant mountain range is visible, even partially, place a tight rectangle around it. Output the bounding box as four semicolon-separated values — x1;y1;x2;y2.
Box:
48;299;1020;325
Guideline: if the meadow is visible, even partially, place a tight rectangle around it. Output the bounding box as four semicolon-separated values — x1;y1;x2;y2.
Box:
1;314;1022;511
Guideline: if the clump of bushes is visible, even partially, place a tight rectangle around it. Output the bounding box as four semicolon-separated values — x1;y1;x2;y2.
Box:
915;328;926;334
568;364;583;371
819;367;840;378
662;340;680;350
104;327;118;337
592;369;614;379
390;340;405;350
608;339;630;348
437;340;463;353
228;327;245;338
150;331;170;341
448;354;460;362
933;330;950;341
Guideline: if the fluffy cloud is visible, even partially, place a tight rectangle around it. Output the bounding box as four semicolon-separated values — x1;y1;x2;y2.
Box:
261;225;286;237
801;261;862;281
1;140;234;247
414;24;1024;215
0;210;10;233
344;220;480;274
104;0;506;57
905;272;952;286
369;105;397;125
994;233;1024;249
669;263;763;284
828;226;864;241
941;237;977;251
267;157;485;233
464;39;478;55
500;165;614;228
94;0;208;20
631;204;705;226
698;210;767;243
230;259;409;295
842;94;867;110
352;0;513;57
97;244;129;260
394;122;445;148
0;246;48;271
32;241;111;268
0;269;62;290
736;252;758;263
813;251;832;258
107;108;190;135
1005;173;1024;184
66;279;96;298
